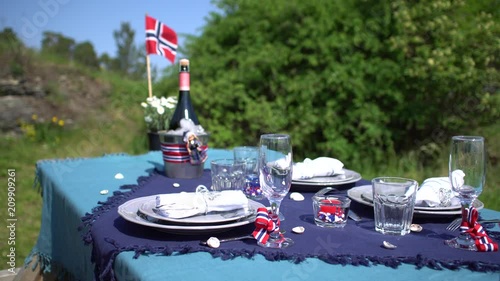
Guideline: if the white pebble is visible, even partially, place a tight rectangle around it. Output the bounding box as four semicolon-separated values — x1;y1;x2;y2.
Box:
290;192;305;201
114;173;124;179
292;226;305;234
207;237;220;248
173;183;180;188
100;189;109;195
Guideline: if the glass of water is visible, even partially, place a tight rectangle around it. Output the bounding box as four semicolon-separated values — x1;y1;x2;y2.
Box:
210;159;245;191
372;177;418;236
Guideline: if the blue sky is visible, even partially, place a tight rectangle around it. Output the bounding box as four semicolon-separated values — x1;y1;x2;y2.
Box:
0;0;216;70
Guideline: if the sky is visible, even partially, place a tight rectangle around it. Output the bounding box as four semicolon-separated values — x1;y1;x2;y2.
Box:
0;0;217;70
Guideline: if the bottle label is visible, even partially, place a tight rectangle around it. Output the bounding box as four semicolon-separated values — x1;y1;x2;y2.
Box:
179;72;190;91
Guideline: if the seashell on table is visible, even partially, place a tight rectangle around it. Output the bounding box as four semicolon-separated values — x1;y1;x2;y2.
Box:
290;192;305;201
206;237;221;248
382;241;397;249
292;226;305;234
410;224;422;232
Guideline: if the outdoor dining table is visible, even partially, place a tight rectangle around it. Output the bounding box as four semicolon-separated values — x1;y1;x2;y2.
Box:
20;149;500;281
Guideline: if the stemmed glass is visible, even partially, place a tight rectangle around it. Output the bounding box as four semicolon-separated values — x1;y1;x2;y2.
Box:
445;136;485;251
258;134;294;248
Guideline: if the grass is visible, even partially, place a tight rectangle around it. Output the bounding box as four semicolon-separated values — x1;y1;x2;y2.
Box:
0;109;148;270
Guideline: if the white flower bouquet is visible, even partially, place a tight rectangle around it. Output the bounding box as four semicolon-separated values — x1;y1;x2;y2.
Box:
141;96;177;132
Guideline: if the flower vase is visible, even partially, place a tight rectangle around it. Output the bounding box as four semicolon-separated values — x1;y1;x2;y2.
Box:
147;131;161;151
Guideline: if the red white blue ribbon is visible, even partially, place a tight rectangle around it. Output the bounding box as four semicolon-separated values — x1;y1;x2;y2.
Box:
161;143;208;163
252;207;280;244
460;206;498;252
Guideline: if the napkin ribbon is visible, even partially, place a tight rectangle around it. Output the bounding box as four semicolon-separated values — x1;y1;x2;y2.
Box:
460;206;498;252
252;207;280;244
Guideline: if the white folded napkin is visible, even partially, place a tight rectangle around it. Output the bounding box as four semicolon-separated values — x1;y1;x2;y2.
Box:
154;186;248;219
292;157;345;180
415;177;461;207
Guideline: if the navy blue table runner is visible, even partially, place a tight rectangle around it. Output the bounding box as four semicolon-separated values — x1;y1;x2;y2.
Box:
81;171;500;281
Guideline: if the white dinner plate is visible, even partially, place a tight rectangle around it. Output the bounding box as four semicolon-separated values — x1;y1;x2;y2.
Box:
347;185;484;216
139;195;255;225
292;169;362;186
118;196;264;234
357;185;462;211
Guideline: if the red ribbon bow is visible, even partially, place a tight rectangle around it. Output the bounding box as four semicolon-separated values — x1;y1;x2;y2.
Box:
252;207;280;244
460;206;498;252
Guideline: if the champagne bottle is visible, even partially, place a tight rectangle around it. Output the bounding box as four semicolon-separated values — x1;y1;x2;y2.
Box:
168;58;200;130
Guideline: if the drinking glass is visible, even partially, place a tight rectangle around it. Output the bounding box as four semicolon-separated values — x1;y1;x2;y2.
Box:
233;146;262;199
445;136;485;251
258;134;294;248
210;159;246;192
372;177;418;235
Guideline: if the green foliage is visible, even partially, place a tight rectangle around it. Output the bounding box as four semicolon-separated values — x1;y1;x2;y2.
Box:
112;22;147;79
0;28;26;77
74;41;99;69
176;0;499;167
41;31;75;60
101;70;149;108
0;27;19;49
99;52;113;71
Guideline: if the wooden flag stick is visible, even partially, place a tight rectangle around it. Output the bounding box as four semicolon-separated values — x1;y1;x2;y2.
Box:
145;13;153;98
146;54;152;98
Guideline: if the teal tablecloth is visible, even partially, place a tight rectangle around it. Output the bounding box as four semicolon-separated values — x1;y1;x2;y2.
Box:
26;150;500;281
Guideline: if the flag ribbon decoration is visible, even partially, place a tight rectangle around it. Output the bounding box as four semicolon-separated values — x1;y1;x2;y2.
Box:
161;143;208;164
145;14;178;63
459;206;498;252
252;207;281;244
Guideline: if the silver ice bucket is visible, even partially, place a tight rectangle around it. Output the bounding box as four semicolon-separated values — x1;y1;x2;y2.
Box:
158;131;210;179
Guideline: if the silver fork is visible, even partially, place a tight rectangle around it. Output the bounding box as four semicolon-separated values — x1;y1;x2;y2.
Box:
348;210;362;222
446;218;500;231
446;218;462;231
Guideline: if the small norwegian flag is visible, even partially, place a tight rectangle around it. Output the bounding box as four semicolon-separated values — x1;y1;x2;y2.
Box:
145;15;178;63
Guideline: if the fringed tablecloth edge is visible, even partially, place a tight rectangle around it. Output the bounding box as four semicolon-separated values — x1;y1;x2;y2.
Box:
95;238;500;281
79;171;500;281
23;249;75;280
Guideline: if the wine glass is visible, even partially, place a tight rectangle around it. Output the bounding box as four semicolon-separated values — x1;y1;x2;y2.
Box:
445;136;486;251
258;134;294;248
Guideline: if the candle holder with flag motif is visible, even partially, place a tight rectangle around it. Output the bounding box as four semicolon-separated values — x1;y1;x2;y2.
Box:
312;187;351;228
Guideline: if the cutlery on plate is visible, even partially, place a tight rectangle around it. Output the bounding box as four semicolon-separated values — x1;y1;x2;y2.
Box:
446;217;500;231
348;210;362;222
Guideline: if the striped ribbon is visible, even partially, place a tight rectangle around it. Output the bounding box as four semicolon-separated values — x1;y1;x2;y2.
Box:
252;207;280;244
460;206;498;252
161;143;208;163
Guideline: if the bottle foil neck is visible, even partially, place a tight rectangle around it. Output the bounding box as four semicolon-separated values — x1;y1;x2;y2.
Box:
179;72;190;91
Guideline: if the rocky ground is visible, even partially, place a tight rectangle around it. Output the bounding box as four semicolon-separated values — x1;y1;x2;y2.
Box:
0;48;110;136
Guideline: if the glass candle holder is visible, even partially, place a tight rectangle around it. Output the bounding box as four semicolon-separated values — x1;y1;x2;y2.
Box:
312;187;351;228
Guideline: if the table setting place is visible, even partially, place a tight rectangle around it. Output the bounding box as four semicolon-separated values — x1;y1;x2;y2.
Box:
82;134;500;281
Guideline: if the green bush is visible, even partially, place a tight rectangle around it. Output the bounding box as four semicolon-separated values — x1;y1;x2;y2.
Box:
157;0;499;166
